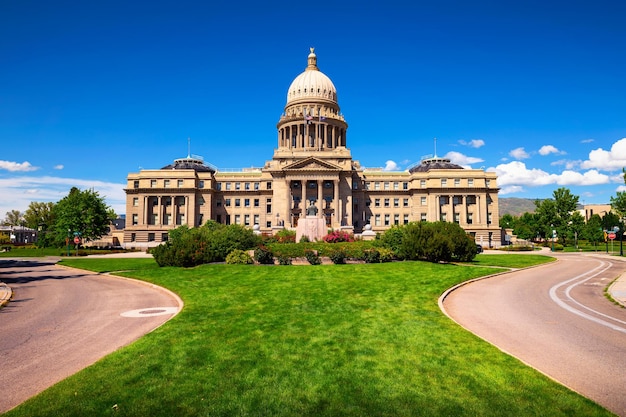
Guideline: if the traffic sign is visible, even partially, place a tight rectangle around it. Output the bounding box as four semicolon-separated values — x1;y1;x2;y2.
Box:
74;236;80;244
608;232;616;240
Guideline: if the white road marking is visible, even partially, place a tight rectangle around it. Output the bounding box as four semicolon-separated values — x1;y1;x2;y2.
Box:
549;259;626;333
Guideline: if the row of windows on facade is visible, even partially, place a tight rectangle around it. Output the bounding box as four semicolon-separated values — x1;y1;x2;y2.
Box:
133;178;491;191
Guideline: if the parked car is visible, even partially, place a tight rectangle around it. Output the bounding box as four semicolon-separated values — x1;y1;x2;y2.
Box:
475;244;483;253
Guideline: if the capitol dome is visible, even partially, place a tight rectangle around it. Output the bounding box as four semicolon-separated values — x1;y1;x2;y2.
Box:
286;48;337;106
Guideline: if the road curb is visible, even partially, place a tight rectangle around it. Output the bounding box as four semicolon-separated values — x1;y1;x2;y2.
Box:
0;282;12;307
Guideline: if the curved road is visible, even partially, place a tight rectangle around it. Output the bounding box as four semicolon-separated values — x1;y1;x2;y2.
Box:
443;252;626;417
0;258;182;413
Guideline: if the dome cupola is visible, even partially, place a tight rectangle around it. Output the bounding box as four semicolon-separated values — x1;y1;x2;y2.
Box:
286;48;337;106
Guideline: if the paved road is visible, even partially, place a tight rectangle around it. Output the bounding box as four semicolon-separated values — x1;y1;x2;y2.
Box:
0;258;182;413
442;252;626;417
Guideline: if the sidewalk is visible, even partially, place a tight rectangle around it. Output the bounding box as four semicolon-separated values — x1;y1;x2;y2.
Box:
609;273;626;307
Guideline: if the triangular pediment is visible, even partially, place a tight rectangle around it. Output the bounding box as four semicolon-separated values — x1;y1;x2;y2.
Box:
282;157;342;172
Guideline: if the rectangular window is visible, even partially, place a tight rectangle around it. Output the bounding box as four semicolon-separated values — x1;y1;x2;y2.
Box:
384;182;390;190
150;180;157;188
454;213;460;223
164;214;171;225
254;182;260;190
393;198;399;208
440;212;447;222
394;214;399;225
441;178;447;187
161;233;168;242
384;198;390;207
225;183;231;190
403;182;408;190
177;179;183;188
130;233;136;242
375;198;381;207
235;182;241;190
374;182;380;190
254;214;260;225
132;197;138;207
254;198;260;207
421;196;427;206
454;178;460;187
467;212;473;224
403;198;409;207
217;182;222;191
244;198;250;207
148;233;155;242
384;214;390;226
235;214;241;225
486;179;491;187
151;214;159;225
394;182;399;190
199;180;204;188
404;214;410;224
375;214;381;226
365;182;371;190
225;199;231;207
468;178;474;187
133;180;139;189
453;196;462;205
132;214;138;225
266;198;272;214
266;220;272;228
266;182;272;190
487;212;493;225
245;182;250;190
420;213;427;222
244;214;250;226
235;198;241;207
420;179;426;188
366;199;371;207
164;179;170;188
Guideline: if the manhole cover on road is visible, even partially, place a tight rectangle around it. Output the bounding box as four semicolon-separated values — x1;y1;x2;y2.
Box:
121;307;179;318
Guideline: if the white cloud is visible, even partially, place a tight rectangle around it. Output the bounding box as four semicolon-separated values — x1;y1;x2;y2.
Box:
580;138;626;171
459;139;485;148
383;160;400;171
54;164;64;170
489;161;610;188
509;147;530;160
499;185;525;195
0;160;39;172
617;185;626;192
538;145;564;156
550;159;580;170
0;176;126;218
443;151;483;168
581;139;595;144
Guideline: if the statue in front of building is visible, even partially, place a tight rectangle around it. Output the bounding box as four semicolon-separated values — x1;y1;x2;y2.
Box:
306;201;318;217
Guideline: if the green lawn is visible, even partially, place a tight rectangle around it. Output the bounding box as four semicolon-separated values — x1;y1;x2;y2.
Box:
6;256;611;416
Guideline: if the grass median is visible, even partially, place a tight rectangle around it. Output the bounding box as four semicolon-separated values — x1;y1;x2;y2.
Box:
6;255;610;416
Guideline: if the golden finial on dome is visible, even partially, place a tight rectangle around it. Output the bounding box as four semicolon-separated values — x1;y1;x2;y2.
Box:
310;47;315;54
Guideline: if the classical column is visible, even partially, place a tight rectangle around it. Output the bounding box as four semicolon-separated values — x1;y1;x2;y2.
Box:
185;196;190;226
476;195;481;224
333;180;339;227
317;180;322;207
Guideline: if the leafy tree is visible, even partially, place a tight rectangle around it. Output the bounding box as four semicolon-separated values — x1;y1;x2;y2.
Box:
2;210;23;226
583;214;605;250
515;212;541;241
499;214;515;229
534;188;579;245
52;187;115;246
23;202;56;247
568;211;585;248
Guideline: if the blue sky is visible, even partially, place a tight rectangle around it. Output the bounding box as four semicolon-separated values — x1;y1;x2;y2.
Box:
2;0;625;217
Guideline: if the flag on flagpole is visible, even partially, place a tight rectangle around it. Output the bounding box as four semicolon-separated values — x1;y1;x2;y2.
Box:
305;110;313;124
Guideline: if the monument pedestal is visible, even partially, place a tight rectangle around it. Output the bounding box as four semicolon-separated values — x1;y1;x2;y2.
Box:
296;216;327;242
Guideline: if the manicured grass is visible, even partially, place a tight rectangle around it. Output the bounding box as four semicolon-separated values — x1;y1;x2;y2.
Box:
471;254;555;269
7;257;610;416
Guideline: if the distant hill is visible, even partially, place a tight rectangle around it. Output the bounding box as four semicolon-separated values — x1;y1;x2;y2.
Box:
498;197;538;217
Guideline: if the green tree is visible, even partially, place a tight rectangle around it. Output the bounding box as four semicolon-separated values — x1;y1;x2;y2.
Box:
568;211;585;248
583;214;605;250
23;202;56;248
52;187;115;246
534;188;579;245
2;210;23;226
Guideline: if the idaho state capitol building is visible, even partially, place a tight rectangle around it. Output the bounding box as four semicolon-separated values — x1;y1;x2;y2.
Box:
124;49;500;247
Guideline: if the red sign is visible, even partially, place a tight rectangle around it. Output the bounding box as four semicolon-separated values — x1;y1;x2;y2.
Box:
608;232;616;240
74;237;80;244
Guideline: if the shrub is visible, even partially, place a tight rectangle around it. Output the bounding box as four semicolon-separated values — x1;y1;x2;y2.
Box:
277;255;292;265
377;247;395;262
274;229;296;243
152;223;260;267
254;245;275;265
226;249;254;264
328;249;347;264
323;230;355;243
305;249;321;265
380;226;404;258
299;235;310;243
362;248;381;263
